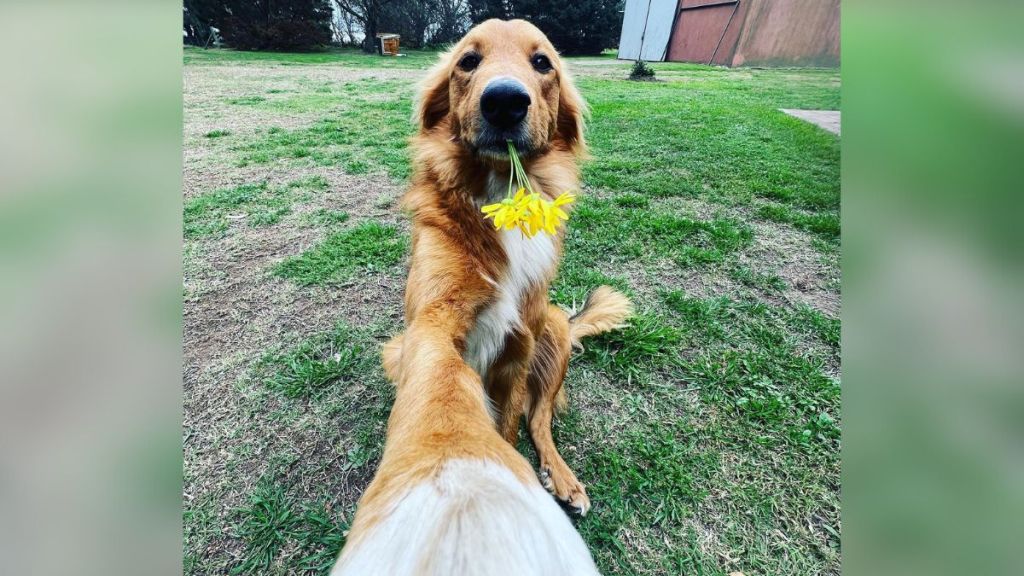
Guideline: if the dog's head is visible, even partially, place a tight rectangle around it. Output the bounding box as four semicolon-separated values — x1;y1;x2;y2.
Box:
416;19;586;159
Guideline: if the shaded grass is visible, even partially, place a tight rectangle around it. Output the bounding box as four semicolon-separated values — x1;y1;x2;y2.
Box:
274;221;407;286
184;176;329;239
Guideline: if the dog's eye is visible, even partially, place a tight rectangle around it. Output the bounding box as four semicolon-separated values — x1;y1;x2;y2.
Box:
458;53;481;72
531;54;553;73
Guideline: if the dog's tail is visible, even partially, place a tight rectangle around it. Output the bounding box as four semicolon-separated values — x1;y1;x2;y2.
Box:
568;286;633;348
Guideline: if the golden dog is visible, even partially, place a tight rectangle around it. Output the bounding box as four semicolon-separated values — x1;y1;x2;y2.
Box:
331;19;632;575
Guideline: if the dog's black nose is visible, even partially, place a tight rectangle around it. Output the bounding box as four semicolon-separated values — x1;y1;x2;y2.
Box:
480;78;531;130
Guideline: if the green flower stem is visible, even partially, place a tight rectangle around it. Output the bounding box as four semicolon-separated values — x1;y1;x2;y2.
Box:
506;140;536;197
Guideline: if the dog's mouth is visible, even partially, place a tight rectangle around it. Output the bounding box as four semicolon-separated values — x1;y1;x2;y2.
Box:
472;125;534;159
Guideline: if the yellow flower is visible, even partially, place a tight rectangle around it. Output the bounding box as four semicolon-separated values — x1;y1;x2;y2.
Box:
480;142;577;238
523;193;545;237
482;187;529;232
544;191;575;234
481;189;576;238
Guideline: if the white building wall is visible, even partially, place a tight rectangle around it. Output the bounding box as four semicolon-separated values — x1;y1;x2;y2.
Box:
617;0;678;62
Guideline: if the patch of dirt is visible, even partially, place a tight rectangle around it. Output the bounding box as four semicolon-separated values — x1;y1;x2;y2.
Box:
743;219;839;317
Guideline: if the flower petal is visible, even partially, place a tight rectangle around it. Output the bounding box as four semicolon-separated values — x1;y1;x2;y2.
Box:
553;192;576;206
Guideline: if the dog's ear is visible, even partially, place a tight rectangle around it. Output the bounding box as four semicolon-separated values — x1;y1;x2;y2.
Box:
415;52;453;132
556;68;588;156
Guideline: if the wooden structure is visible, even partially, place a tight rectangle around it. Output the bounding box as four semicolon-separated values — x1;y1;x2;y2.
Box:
618;0;840;67
376;33;400;56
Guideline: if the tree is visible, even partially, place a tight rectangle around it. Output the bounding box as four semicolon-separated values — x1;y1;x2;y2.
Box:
333;0;397;53
469;0;623;55
331;6;362;45
379;0;432;49
377;0;470;48
217;0;333;51
468;0;509;22
183;0;228;46
428;0;472;45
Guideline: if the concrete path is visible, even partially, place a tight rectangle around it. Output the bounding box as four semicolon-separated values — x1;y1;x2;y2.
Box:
781;109;841;135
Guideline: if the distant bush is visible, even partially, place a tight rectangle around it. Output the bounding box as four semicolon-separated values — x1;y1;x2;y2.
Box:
629;59;656;81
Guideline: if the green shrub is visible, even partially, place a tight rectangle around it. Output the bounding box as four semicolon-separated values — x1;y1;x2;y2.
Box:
629;60;656;81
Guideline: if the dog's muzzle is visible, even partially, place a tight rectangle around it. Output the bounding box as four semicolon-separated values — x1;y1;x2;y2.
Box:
475;77;532;155
481;78;531;130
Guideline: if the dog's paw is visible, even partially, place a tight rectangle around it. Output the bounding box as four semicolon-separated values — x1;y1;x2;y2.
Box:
539;465;591;516
539;467;555;491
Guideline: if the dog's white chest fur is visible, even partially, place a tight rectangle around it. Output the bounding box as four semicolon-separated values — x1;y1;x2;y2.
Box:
463;175;557;379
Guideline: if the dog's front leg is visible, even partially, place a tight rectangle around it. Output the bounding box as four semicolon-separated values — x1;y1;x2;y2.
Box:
494;367;528;445
484;329;535;444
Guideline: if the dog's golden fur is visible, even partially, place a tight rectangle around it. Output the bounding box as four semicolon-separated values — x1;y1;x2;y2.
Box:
332;20;632;572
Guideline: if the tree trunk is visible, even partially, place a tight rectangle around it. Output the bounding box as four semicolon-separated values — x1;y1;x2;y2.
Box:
361;5;378;53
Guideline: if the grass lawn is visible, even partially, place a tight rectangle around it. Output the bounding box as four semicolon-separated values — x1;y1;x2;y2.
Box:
183;47;840;576
183;45;442;69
